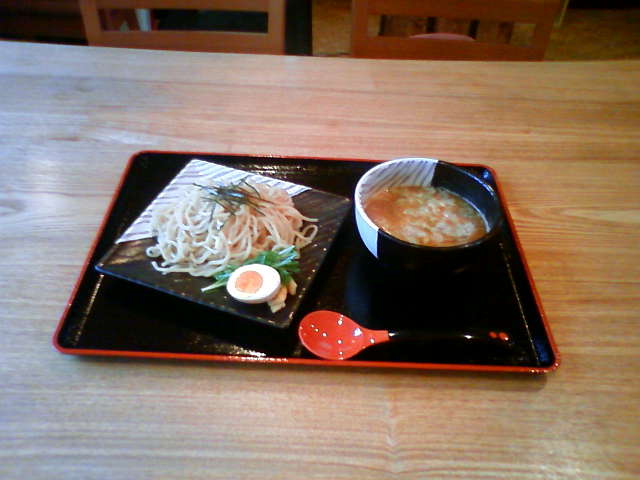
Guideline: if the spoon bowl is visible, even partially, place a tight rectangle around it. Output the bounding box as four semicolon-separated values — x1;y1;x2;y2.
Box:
298;310;389;360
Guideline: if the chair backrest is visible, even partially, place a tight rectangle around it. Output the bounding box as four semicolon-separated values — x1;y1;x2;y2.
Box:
351;0;562;60
80;0;285;54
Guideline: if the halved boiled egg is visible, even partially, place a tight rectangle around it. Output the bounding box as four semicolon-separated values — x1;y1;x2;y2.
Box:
226;264;282;304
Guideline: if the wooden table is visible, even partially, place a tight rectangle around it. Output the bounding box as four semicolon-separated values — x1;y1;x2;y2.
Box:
1;41;638;479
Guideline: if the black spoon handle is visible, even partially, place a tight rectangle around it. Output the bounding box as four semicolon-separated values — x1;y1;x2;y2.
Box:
387;328;514;348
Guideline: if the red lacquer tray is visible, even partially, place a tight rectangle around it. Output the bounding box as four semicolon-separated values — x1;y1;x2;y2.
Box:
54;151;560;373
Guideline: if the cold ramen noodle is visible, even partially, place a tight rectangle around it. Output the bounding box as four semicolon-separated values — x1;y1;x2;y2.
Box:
146;180;318;312
364;185;487;247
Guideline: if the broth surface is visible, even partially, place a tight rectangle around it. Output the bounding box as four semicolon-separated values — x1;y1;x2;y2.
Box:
364;185;487;247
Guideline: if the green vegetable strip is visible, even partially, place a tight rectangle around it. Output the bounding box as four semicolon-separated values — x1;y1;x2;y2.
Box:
194;180;272;217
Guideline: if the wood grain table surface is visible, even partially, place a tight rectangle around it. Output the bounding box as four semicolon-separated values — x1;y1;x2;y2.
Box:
0;41;638;479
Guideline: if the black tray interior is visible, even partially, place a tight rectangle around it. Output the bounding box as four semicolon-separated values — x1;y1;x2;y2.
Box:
56;152;556;369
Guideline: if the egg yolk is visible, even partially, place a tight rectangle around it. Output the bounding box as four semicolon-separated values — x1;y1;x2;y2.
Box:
234;270;263;294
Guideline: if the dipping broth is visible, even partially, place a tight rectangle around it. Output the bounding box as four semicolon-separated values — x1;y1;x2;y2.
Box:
364;185;487;247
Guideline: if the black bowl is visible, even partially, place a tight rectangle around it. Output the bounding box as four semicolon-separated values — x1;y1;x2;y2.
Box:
354;158;503;273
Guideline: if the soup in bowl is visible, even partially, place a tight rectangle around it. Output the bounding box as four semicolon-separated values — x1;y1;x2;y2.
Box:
354;158;503;272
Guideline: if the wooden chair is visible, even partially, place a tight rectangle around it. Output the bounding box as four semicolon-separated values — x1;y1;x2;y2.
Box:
80;0;286;54
351;0;563;60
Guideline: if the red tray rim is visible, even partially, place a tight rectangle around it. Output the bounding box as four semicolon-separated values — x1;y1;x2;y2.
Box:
53;150;561;374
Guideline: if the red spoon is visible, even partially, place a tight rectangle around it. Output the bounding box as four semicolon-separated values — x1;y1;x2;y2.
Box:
298;310;513;361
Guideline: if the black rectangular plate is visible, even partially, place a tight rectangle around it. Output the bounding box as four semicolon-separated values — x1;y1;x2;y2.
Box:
95;163;351;329
55;152;558;372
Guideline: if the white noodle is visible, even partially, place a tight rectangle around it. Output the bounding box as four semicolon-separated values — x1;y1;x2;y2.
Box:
145;182;318;277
